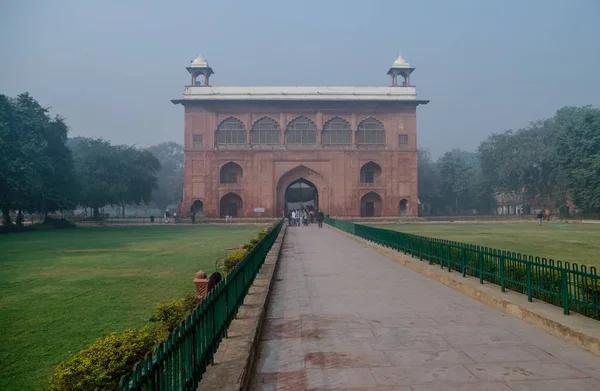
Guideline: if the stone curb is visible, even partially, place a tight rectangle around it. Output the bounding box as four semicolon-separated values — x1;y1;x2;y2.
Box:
327;225;600;357
197;225;287;391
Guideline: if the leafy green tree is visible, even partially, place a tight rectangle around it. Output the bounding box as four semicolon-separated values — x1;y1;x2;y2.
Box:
0;93;77;226
417;148;442;213
69;137;121;219
69;138;161;219
555;106;600;212
438;150;476;214
115;146;161;218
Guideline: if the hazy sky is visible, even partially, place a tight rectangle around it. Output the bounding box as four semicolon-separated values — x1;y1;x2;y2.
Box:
1;0;599;157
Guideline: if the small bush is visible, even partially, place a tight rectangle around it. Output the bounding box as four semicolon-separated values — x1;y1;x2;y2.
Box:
223;249;248;274
182;291;200;313
154;292;199;337
49;327;156;391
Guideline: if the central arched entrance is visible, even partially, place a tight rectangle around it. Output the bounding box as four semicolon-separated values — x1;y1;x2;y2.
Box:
284;178;318;216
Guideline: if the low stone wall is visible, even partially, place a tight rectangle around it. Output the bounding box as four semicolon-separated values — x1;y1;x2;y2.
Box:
196;224;286;391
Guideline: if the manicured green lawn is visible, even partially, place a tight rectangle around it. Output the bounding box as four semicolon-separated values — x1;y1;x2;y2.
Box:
372;222;600;269
0;225;264;391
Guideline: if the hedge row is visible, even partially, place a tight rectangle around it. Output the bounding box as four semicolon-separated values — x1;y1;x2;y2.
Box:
49;224;276;390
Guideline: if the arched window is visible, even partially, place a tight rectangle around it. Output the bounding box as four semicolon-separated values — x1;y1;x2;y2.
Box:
356;117;385;145
360;161;382;184
322;117;351;145
251;117;280;144
216;117;246;145
286;116;316;145
220;162;243;184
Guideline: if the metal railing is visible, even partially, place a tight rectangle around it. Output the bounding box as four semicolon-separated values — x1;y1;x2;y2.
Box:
118;219;284;391
324;218;600;320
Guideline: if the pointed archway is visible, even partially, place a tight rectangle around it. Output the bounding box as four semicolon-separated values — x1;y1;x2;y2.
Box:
190;200;204;216
399;198;408;217
284;178;318;216
360;192;382;217
276;165;327;217
219;192;243;217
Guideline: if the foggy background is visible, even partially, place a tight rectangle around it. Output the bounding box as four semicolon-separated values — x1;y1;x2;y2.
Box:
1;0;599;157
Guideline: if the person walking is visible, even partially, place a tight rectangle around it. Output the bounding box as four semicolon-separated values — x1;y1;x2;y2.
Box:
164;209;171;224
317;210;324;228
537;211;544;226
545;208;551;222
291;210;296;227
191;211;196;224
302;210;308;226
295;210;301;227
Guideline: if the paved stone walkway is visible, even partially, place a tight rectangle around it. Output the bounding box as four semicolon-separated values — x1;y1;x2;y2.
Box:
249;225;600;390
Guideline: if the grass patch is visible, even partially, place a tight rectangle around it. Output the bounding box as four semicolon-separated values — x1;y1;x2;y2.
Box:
0;225;264;391
372;222;600;269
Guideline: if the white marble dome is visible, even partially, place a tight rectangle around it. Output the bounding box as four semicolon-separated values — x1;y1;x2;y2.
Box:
190;54;209;68
391;54;411;68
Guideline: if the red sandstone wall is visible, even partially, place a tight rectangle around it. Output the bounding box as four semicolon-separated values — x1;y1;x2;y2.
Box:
182;102;420;218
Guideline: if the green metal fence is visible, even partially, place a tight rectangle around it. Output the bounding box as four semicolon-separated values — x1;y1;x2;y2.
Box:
324;218;600;321
118;219;284;391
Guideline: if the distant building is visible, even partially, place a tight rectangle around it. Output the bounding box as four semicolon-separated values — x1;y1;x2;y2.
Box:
172;54;429;218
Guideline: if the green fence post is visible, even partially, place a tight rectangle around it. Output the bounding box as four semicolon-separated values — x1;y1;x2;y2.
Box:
500;254;506;292
561;269;569;315
479;251;484;284
447;244;452;273
526;262;533;302
427;240;431;264
461;247;466;277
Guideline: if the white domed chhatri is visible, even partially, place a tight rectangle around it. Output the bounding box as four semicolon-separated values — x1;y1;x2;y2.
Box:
391;53;410;69
191;54;209;68
387;53;415;86
186;53;214;86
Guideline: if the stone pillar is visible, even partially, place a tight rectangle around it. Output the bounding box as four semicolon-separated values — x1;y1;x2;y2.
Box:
280;113;286;145
351;113;357;146
245;113;252;144
316;111;323;146
193;270;208;299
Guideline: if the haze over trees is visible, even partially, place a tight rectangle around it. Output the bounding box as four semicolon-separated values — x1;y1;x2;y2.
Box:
0;92;184;227
147;142;184;213
418;106;600;215
68;137;161;219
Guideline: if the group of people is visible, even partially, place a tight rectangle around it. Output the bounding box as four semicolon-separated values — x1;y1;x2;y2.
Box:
536;208;552;226
288;208;325;228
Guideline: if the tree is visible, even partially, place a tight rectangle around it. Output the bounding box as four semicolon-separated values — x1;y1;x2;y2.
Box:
33;116;78;214
147;142;184;212
417;148;441;213
438;150;476;214
114;146;160;218
69;138;161;219
0;93;77;226
555;106;600;212
69;137;121;219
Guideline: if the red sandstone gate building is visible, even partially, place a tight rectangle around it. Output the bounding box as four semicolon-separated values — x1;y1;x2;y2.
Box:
172;54;428;218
